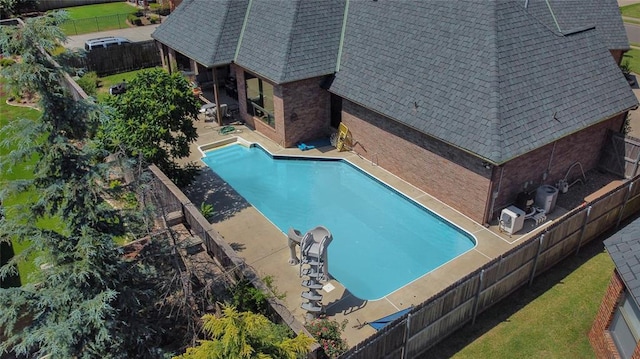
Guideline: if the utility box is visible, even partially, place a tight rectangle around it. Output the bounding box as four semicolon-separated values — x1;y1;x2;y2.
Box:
499;205;525;235
535;185;558;214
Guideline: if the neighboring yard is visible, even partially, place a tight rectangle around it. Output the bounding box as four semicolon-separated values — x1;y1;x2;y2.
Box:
425;237;614;358
0;79;48;284
59;2;138;36
96;67;157;101
623;48;640;74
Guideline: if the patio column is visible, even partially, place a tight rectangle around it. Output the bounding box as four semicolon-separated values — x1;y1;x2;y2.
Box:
212;67;222;126
167;48;177;74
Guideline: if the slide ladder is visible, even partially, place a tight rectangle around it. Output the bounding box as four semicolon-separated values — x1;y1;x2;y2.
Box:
299;226;333;319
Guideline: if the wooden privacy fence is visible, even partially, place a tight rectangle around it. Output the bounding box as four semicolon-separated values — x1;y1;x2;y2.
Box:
146;165;321;357
341;174;640;359
599;130;640;178
63;40;161;76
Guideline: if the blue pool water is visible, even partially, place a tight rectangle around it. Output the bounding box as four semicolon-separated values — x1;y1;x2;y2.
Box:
202;144;476;300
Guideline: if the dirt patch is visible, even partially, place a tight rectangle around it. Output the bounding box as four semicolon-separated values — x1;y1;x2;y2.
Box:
554;168;623;210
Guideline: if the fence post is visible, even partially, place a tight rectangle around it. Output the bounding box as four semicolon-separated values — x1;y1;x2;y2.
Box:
529;234;545;286
73;21;78;36
471;269;485;325
575;206;592;255
402;313;412;359
632;152;640;178
616;182;634;228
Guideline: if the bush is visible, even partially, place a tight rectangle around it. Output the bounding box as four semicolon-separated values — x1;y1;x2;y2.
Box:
0;58;15;67
76;71;98;97
127;13;142;26
148;15;160;24
305;318;349;358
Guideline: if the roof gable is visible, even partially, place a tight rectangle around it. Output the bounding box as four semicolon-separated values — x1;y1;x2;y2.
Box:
151;0;248;67
605;216;640;308
235;0;344;83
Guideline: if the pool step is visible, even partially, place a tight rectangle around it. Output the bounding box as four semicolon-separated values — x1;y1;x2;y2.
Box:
301;279;323;290
301;267;322;278
301;301;323;312
301;290;323;301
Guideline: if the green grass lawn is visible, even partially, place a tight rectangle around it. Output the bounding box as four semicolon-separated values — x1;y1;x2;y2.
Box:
96;68;158;102
59;2;138;36
425;238;614;358
622;49;640;74
621;3;640;18
0;79;42;284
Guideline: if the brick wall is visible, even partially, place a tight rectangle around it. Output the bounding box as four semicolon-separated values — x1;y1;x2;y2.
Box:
341;100;625;223
589;270;626;359
281;77;331;147
232;67;330;148
489;114;625;221
341;100;493;223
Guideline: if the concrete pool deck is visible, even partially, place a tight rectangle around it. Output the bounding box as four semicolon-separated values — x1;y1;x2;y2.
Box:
180;116;573;347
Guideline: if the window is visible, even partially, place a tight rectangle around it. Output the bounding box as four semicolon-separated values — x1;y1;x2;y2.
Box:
244;72;274;128
611;291;640;359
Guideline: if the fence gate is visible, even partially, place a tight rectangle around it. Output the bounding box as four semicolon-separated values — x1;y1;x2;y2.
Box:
599;130;640;178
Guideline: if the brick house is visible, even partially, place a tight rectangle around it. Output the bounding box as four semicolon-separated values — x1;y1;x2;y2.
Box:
151;0;637;225
590;217;640;359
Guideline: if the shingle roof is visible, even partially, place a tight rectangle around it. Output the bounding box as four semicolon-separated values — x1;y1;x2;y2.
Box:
329;0;637;164
605;216;640;307
151;0;248;68
235;0;345;83
524;0;629;50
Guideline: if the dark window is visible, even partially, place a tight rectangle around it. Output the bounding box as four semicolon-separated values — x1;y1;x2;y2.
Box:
610;292;640;359
245;72;275;128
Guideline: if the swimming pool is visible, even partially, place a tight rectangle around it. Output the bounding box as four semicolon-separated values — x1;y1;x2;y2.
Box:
201;143;476;300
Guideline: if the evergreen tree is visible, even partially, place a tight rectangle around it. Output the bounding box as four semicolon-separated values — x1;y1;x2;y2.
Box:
0;12;174;358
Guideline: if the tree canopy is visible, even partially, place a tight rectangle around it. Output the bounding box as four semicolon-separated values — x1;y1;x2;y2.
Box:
0;12;180;358
100;68;200;187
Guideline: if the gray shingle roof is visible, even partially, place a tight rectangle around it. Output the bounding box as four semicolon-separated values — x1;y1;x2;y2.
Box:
235;0;345;84
329;0;637;164
151;0;248;68
525;0;629;50
605;216;640;307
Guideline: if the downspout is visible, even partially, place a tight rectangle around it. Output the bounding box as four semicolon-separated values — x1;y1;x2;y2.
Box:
487;166;505;224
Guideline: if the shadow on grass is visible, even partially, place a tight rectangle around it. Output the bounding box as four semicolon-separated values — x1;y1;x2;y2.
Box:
421;213;640;359
0;241;21;288
181;168;250;224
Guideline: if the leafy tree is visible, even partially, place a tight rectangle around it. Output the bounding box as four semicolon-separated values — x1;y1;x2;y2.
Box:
0;12;177;358
174;305;315;359
100;67;200;187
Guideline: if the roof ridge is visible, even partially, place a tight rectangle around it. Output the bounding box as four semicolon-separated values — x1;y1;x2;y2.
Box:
335;0;350;73
281;0;303;82
234;0;253;62
211;0;231;67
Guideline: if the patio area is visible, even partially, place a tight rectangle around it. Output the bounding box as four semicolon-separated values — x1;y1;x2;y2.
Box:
177;109;621;348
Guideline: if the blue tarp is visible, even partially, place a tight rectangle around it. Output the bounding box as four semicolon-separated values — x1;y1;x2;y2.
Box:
369;307;413;331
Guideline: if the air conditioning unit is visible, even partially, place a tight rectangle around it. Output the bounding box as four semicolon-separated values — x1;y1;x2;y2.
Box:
499;205;525;235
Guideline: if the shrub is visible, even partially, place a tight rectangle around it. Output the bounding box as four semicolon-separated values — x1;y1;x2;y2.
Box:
127;13;142;26
148;15;160;24
306;318;349;358
0;58;15;67
76;71;98;97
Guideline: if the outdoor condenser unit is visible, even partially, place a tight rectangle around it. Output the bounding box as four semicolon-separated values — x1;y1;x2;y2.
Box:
499;205;525;235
